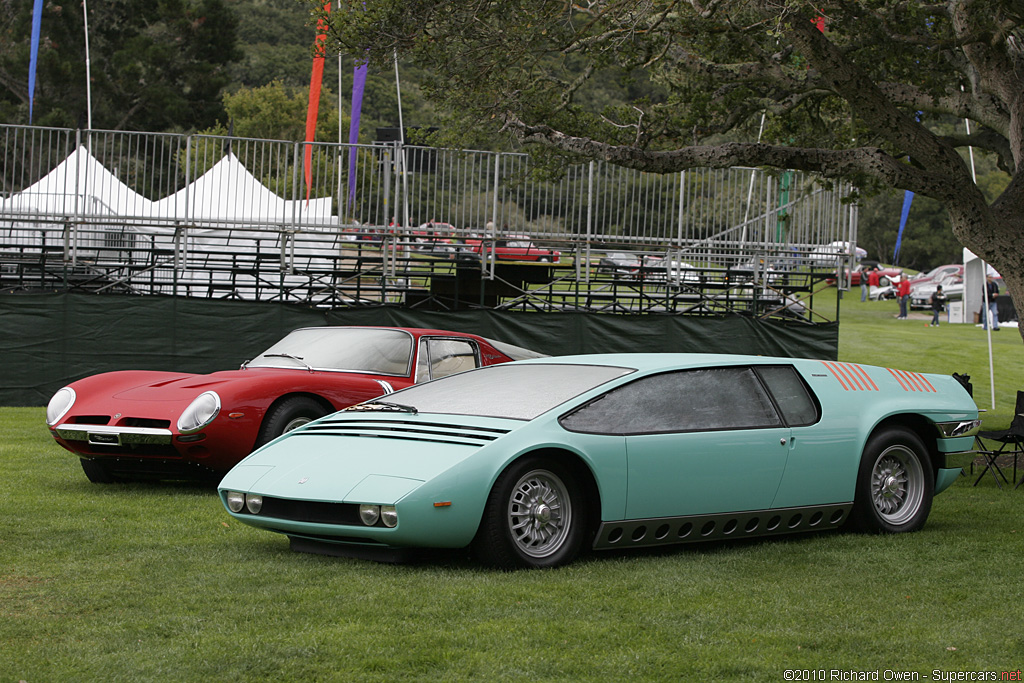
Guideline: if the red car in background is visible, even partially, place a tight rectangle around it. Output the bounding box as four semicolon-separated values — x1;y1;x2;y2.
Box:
46;327;544;483
829;262;903;286
467;235;560;263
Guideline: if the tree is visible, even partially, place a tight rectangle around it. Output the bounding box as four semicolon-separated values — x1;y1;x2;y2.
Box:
0;0;241;131
318;0;1024;338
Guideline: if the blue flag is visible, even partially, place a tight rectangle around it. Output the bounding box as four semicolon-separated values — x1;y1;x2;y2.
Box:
894;190;914;265
28;0;43;122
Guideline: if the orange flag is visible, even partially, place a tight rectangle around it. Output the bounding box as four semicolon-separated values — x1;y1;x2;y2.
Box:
304;3;331;203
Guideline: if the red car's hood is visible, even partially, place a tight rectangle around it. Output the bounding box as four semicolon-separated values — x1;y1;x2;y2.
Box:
109;370;250;401
70;368;307;405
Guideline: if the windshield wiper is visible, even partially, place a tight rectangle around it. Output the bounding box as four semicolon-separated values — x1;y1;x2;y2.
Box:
262;353;313;372
347;401;418;414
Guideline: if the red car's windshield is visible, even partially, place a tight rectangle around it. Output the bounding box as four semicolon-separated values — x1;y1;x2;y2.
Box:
246;328;414;375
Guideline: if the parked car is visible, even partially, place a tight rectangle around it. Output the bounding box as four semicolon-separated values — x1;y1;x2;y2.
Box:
219;354;978;569
46;327;544;483
807;240;867;265
910;274;966;310
909;264;963;285
466;236;560;263
597;252;641;278
848;262;904;287
641;256;700;284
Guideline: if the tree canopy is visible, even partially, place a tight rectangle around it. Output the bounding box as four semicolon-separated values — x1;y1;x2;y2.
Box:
0;0;241;131
319;0;1024;337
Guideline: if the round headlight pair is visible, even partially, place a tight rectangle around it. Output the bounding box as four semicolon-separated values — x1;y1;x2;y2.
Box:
358;504;398;528
46;387;76;426
177;391;221;433
225;491;263;514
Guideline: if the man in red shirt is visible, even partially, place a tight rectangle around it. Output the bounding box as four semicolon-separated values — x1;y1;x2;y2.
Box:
896;276;911;319
867;267;881;298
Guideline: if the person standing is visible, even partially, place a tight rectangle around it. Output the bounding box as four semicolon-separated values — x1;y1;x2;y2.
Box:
930;285;947;326
867;266;881;300
896;276;911;319
983;276;1000;330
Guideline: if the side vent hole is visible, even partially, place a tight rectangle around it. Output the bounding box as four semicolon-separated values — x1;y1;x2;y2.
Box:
723;519;738;535
700;521;716;537
788;514;803;529
745;517;760;533
607;528;623;544
830;509;845;524
767;515;782;531
655;524;670;540
631;526;647;542
678;522;693;538
809;511;824;527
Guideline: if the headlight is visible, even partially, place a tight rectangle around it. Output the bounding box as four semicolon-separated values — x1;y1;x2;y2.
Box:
177;391;221;433
245;494;263;514
46;387;76;426
359;504;380;526
380;505;398;528
226;491;245;513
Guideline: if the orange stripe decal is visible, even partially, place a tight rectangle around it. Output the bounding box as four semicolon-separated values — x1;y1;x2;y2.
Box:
916;373;937;392
888;369;910;391
888;368;936;392
823;362;879;391
822;362;851;390
849;364;879;391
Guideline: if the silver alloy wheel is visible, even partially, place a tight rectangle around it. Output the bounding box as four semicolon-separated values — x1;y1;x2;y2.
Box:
282;416;314;433
506;469;572;558
870;444;925;525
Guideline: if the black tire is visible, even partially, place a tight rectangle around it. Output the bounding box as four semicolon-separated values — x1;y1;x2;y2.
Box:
472;456;586;569
255;396;328;449
80;457;117;484
848;427;934;533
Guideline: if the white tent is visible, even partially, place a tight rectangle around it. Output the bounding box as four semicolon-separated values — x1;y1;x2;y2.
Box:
149;153;333;226
1;145;153;217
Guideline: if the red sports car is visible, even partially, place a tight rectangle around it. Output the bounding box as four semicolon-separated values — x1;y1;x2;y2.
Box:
46;327;544;483
466;236;560;263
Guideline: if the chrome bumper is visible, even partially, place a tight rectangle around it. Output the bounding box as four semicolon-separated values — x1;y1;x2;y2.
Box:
54;424;173;446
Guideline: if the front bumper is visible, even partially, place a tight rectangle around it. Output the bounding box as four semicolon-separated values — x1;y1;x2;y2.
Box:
54;424;173;447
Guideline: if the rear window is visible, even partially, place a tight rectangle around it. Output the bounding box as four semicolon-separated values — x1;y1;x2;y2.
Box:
363;363;633;420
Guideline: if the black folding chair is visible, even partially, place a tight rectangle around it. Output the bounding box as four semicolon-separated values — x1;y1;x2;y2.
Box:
974;390;1024;488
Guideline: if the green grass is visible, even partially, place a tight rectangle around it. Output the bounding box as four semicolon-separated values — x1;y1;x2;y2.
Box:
3;295;1024;681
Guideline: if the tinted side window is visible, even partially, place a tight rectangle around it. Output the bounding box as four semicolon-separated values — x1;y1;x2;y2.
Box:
755;366;820;426
416;339;479;382
560;367;782;435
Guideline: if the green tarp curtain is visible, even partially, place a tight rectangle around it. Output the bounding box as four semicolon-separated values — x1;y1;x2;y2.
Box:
0;293;837;406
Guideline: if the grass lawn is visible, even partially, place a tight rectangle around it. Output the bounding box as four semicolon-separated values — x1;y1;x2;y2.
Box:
3;293;1023;681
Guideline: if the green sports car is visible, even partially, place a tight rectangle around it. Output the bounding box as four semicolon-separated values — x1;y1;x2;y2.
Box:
218;354;980;569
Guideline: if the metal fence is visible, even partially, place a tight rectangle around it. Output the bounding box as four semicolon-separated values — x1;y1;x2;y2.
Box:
0;124;856;319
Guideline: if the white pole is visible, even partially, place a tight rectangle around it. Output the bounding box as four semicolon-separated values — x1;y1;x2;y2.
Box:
82;0;92;131
965;116;995;410
394;51;409;230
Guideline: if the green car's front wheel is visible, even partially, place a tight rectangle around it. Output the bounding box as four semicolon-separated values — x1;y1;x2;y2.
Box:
473;457;586;569
850;427;934;533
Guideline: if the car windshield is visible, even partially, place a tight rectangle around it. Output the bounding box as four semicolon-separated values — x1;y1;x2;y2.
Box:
363;363;634;420
246;328;414;375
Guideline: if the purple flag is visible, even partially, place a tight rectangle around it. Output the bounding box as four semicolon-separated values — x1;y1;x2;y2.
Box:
28;0;43;122
347;62;367;206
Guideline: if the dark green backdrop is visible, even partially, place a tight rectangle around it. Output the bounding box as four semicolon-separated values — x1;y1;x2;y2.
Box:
0;293;838;406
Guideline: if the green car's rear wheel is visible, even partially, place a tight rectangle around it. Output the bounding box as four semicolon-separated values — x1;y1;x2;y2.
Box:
473;456;586;569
